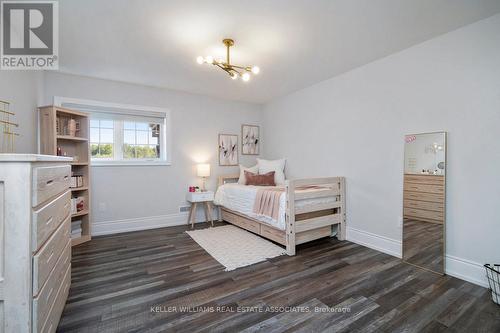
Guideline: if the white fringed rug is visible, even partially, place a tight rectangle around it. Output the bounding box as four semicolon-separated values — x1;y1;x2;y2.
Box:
186;225;286;271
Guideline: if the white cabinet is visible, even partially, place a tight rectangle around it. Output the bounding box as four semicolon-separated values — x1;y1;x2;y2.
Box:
0;154;72;333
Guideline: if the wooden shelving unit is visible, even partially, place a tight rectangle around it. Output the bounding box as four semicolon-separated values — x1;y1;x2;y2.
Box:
38;105;92;247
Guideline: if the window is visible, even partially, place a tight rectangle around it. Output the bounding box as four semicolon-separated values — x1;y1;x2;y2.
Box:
56;97;170;166
123;121;160;159
90;119;114;159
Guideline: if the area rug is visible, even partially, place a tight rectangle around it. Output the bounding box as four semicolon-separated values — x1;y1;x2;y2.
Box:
186;225;286;271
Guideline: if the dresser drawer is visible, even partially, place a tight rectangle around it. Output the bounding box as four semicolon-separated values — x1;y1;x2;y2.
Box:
32;191;71;252
33;165;71;207
403;191;444;203
404;183;444;194
33;216;70;294
39;264;71;333
404;174;444;185
33;240;71;330
404;199;444;212
33;238;71;297
404;207;444;222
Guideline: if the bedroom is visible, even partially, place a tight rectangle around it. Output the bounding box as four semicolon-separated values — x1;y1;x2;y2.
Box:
0;0;499;332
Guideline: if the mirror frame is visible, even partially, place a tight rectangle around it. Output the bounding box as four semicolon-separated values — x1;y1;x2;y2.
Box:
402;131;447;275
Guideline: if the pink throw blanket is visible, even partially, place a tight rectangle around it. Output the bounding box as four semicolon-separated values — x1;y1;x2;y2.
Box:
253;187;285;221
253;185;326;221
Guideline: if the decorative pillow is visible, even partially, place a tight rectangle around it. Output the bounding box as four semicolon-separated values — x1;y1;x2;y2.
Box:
257;158;286;185
238;164;259;184
244;171;276;186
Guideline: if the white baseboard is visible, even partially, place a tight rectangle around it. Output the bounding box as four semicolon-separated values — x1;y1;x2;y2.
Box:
347;227;402;258
92;209;218;236
346;227;488;288
445;255;488;288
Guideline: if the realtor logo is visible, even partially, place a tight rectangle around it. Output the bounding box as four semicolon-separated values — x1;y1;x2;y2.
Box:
1;1;58;69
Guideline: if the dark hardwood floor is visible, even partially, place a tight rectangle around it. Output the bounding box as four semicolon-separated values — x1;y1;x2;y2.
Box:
58;223;499;332
403;219;444;273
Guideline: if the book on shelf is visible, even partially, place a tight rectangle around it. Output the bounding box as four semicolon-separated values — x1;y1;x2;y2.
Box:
71;220;82;231
71;196;85;214
56;116;80;136
71;231;82;239
70;175;84;188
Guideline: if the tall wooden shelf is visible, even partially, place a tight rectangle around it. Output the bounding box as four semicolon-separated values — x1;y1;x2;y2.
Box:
38;106;92;247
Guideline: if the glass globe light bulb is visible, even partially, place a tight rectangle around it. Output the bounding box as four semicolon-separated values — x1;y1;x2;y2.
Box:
196;56;204;64
242;72;250;82
205;56;214;64
251;66;260;74
231;72;238;80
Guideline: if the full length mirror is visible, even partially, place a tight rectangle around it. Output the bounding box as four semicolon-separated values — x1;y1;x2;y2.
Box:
403;132;446;274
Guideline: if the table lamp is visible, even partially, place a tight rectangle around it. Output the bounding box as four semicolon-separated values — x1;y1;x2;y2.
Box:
197;163;211;191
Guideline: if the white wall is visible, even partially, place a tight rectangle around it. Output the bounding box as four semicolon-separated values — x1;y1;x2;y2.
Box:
38;72;262;234
263;14;500;286
0;72;43;153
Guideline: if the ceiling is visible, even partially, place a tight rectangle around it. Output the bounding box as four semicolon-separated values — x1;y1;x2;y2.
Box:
59;0;500;104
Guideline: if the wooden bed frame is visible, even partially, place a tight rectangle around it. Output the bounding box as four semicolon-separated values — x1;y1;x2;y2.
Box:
216;175;346;255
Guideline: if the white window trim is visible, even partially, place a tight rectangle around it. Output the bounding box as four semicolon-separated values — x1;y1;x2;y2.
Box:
53;96;172;167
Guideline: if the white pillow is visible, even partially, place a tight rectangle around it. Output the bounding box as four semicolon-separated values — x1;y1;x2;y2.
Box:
238;164;259;184
257;158;286;185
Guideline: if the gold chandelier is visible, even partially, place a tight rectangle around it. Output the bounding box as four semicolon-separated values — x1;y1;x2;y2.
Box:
196;39;260;82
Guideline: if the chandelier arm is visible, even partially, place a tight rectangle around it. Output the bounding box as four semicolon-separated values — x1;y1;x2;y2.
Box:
229;64;251;71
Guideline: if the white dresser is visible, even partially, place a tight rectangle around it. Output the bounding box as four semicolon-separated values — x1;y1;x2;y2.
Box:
0;154;73;333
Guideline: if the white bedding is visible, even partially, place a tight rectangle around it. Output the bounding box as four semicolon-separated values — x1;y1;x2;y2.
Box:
214;183;337;230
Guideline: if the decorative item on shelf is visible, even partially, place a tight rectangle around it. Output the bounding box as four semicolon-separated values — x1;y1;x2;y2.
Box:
0;100;20;153
71;196;85;214
242;124;260;155
197;163;211;191
68;118;77;136
219;134;238;166
196;38;260;82
189;186;201;193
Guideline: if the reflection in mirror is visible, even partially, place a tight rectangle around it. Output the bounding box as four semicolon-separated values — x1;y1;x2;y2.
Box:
403;132;446;274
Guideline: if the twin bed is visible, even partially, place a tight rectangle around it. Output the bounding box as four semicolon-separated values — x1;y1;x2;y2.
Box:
214;175;346;255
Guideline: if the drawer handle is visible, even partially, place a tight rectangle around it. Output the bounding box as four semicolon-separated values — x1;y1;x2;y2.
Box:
46;179;54;186
45;217;53;226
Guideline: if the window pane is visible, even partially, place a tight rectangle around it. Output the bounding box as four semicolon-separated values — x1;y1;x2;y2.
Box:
136;130;148;144
133;145;156;158
98;144;113;158
150;145;159;158
100;128;114;143
90;119;100;128
123;144;135;159
91;143;113;158
100;120;114;129
124;130;135;144
124;122;135;130
91;143;99;157
136;122;149;131
90;128;99;142
149;131;158;145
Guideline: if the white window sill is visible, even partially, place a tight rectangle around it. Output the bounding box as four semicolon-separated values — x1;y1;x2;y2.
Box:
91;160;171;167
